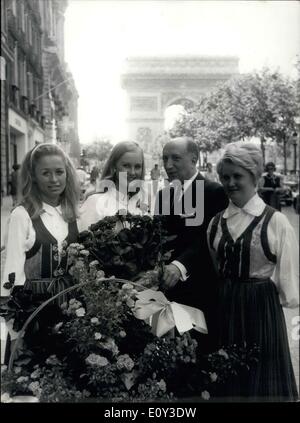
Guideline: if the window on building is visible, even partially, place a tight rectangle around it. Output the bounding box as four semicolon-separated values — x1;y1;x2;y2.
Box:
20;1;25;32
33;78;37;103
38;31;42;57
28;16;32;45
20;58;27;97
13;45;18;87
27;71;33;102
33;29;39;55
32;27;36;53
11;0;17;16
38;80;43;112
18;56;23;94
6;60;12;91
25;11;28;39
10;133;18;166
1;0;8;33
49;2;56;39
25;13;29;41
17;1;22;30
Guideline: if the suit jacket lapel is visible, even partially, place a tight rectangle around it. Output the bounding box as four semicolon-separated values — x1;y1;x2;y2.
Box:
182;172;204;213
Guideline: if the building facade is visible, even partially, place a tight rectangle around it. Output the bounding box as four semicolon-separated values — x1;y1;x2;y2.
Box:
1;0;14;198
0;0;80;196
40;0;80;164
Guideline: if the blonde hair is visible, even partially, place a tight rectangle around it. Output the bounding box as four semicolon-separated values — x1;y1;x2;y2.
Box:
101;141;145;184
217;142;263;184
19;143;80;221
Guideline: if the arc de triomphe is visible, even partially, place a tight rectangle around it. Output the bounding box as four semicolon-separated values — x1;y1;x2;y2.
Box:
121;56;239;166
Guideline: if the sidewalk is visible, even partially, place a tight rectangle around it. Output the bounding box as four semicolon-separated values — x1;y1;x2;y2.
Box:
0;196;12;363
1;196;12;250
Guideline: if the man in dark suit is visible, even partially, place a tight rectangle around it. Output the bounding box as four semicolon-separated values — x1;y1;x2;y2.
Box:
155;136;228;353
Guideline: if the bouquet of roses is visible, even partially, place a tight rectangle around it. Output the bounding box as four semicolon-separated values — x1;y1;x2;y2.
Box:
72;212;176;284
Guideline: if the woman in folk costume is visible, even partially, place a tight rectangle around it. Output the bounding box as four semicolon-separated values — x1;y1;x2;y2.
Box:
78;141;151;231
1;143;80;363
207;142;298;401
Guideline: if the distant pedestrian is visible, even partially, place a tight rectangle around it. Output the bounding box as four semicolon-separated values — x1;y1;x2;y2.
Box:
90;166;99;184
10;164;21;207
205;162;219;183
150;164;161;196
258;162;283;211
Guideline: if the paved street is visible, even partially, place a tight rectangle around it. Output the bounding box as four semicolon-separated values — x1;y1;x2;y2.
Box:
1;198;299;394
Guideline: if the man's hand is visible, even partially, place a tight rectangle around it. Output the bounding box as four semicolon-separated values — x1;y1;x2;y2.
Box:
161;264;181;290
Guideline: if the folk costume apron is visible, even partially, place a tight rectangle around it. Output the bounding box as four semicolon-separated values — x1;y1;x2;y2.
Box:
24;215;78;304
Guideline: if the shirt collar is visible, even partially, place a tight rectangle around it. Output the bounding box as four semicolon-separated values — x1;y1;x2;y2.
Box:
223;193;265;219
42;202;62;216
170;171;198;193
107;186;141;203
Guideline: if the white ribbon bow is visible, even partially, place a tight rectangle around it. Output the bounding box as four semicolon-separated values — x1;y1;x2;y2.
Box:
133;289;208;337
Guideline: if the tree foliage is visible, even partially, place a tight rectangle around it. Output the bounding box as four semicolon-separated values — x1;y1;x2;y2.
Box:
84;138;113;162
171;68;298;164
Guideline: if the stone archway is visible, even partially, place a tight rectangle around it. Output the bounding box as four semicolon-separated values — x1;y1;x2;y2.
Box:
121;56;239;166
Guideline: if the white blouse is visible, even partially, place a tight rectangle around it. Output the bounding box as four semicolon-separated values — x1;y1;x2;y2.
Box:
207;194;299;309
78;187;150;232
1;203;69;295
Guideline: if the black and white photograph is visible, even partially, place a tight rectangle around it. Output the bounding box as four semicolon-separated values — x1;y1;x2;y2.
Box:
0;0;299;408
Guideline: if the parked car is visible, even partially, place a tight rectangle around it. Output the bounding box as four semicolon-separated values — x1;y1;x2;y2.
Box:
294;193;300;214
281;180;298;207
279;185;293;206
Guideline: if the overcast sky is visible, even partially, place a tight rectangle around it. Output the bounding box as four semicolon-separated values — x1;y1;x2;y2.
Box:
64;0;300;144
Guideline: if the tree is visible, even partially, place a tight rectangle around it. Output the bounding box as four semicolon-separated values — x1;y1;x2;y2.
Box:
262;69;298;172
171;68;298;171
84;138;113;163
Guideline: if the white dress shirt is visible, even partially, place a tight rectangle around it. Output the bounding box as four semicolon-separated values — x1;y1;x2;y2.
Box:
1;203;69;295
207;193;299;308
171;170;199;281
78;187;149;232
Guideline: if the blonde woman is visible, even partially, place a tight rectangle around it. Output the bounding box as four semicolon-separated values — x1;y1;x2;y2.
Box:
1;143;80;363
78;141;151;231
208;142;299;401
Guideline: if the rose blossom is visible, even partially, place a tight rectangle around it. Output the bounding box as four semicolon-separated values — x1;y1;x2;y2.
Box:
85;354;109;367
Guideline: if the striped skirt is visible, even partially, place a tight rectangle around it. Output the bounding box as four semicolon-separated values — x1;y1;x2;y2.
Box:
24;276;74;307
217;277;298;402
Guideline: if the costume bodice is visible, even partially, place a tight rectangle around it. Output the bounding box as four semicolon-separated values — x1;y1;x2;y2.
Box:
209;205;277;280
24;216;78;280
